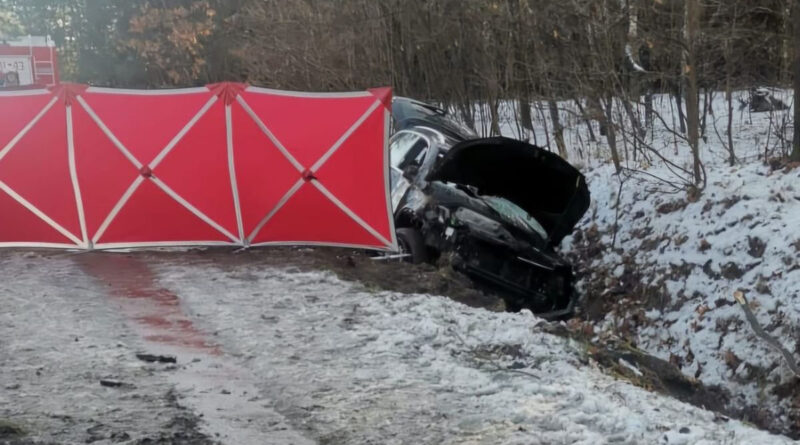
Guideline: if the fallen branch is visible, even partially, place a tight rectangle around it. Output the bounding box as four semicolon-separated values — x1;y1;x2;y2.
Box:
733;291;800;377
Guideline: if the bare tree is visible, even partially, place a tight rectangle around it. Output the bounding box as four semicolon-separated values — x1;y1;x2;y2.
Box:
793;0;800;161
2;0;795;174
684;0;704;185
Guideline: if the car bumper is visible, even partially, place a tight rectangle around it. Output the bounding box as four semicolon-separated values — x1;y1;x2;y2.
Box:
448;237;576;319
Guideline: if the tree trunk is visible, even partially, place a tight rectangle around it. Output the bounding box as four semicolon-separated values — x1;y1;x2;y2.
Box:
622;98;644;139
537;102;552;150
725;15;736;166
603;97;622;173
700;90;711;139
673;86;687;134
489;98;502;136
726;85;736;166
685;0;703;185
548;100;568;159
589;96;608;137
519;96;534;133
459;99;476;132
575;98;597;142
783;2;793;85
792;0;800;161
644;92;654;130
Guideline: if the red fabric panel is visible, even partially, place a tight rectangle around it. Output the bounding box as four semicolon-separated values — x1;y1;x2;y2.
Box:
252;183;382;247
79;91;214;165
231;102;303;236
97;179;231;244
314;107;391;241
154;100;238;237
72;103;140;238
238;91;376;169
0;191;73;244
0;101;81;238
0;93;53;149
0;85;394;250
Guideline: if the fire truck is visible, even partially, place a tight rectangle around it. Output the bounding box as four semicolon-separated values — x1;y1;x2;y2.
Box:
0;35;59;89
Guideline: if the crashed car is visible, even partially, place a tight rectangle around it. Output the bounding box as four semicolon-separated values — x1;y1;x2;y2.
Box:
389;97;590;319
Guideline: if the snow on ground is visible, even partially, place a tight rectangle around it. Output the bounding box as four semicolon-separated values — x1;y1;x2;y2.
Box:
152;255;792;444
0;252;311;445
472;90;800;431
563;160;800;434
574;161;799;388
561;95;800;430
0;253;211;445
1;251;793;444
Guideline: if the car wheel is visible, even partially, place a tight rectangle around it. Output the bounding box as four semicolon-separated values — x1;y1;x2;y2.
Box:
396;228;428;264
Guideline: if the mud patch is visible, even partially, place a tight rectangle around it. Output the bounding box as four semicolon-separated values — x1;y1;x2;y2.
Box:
0;420;34;445
106;247;505;312
132;391;219;445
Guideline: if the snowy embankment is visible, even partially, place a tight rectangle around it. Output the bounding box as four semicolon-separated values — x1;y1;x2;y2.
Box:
568;159;800;433
479;89;800;433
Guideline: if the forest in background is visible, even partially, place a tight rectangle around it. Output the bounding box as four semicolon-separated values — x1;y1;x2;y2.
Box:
2;0;800;178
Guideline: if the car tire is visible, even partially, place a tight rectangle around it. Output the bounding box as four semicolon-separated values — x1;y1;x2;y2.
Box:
396;228;428;264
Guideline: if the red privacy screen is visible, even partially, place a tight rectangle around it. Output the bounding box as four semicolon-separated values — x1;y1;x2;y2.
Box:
0;83;397;251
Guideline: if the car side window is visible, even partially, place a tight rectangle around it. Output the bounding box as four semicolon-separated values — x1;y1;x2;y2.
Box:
390;132;429;173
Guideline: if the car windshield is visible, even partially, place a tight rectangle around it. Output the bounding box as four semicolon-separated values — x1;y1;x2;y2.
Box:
483;196;548;240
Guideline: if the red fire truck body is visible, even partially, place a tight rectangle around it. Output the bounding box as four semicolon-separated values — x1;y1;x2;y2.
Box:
0;36;59;88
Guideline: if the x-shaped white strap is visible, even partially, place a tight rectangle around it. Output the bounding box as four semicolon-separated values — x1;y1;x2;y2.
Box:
0;95;84;246
78;94;240;245
0;89;391;250
235;95;391;248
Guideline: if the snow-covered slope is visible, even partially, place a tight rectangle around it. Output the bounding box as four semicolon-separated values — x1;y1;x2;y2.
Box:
475;90;799;434
568;159;800;433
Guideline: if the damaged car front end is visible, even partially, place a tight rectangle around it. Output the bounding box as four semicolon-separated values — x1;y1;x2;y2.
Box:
390;99;590;319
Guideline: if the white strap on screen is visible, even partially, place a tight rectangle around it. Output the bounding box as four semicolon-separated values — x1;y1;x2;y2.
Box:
239;94;390;248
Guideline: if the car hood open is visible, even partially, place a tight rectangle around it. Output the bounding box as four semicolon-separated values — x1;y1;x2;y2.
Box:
426;137;590;246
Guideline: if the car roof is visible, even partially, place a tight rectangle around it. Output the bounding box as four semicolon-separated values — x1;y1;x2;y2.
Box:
391;97;476;142
393;125;462;151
